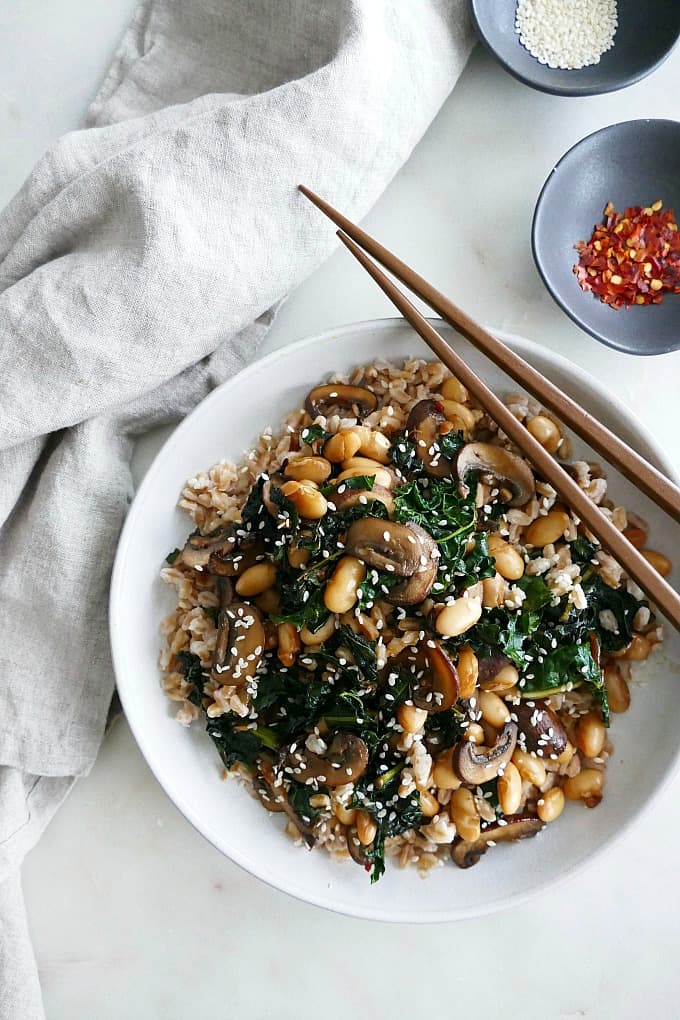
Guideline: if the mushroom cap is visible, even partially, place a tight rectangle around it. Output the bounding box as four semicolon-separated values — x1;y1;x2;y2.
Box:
455;442;535;508
453;721;518;784
514;701;568;756
208;535;267;578
257;755;316;848
406;399;452;478
211;601;265;685
385;522;440;605
179;523;238;569
410;641;460;714
305;384;378;419
331;483;395;516
346;826;373;870
451;812;544;868
345;518;427;576
287;732;369;788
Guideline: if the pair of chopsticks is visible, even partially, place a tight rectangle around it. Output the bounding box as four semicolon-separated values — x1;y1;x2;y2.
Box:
298;184;680;634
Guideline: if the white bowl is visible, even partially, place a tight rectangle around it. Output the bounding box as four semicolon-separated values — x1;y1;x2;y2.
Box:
110;319;680;922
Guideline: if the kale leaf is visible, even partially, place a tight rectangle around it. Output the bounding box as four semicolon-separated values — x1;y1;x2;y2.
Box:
353;760;424;884
389;435;423;476
177;650;206;706
205;717;262;769
393;476;493;594
165;547;181;565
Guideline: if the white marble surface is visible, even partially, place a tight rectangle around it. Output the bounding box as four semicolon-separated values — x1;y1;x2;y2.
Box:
3;5;680;1018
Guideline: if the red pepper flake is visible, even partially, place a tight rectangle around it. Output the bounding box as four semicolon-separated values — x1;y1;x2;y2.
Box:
573;200;680;309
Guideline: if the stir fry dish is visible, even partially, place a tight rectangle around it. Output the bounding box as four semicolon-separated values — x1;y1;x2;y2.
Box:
159;359;666;882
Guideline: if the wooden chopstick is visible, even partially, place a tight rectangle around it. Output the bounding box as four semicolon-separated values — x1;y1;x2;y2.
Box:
335;228;680;634
299;184;680;525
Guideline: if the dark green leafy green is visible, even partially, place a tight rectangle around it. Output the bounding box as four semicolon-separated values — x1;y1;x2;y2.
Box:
389;435;423;476
321;474;376;496
288;783;327;827
437;429;465;460
165;547;181;565
177;650;205;706
353;761;424;883
205;717;262;769
393;476;493;594
300;424;330;449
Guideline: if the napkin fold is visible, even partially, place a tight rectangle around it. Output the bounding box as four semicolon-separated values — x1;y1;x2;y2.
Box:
0;1;473;1014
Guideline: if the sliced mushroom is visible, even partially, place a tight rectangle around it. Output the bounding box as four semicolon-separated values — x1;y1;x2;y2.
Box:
454;721;518;783
455;443;535;508
262;473;286;518
406;399;452;478
331;482;395;516
346;826;372;870
178;523;238;570
345;518;433;577
451;813;544;869
305;384;378;419
411;641;460;713
385;523;440;605
287;732;369;787
211;601;265;685
256;754;316;848
208;535;267;577
477;652;512;686
514;701;568;756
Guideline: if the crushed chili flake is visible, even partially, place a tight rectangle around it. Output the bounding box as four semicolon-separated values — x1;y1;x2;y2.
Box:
573;200;680;309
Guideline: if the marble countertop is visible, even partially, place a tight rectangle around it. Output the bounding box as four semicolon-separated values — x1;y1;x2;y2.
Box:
3;5;679;1018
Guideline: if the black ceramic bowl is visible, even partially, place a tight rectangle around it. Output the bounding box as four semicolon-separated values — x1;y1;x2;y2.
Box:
471;0;680;97
532;120;680;356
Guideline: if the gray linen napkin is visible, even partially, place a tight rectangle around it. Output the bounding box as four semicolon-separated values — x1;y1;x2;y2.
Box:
0;2;473;1014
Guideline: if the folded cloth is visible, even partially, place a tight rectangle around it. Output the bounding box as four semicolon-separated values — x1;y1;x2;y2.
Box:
0;1;473;1014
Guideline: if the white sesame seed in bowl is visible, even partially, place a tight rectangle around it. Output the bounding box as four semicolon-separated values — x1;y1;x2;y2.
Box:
471;0;680;97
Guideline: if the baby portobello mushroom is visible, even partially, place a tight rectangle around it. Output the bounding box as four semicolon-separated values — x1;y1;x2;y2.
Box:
454;721;518;784
477;652;512;686
209;535;267;578
287;732;369;787
451;813;544;869
456;443;535;508
178;523;238;570
256;755;316;848
331;482;395;516
305;383;378;419
406;399;452;478
345;519;439;602
211;601;265;685
346;826;372;870
385;523;440;605
411;641;460;713
514;701;568;757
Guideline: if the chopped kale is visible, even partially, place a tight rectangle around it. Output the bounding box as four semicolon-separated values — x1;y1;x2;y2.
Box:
437;429;466;460
300;424;331;450
321;474;376;496
205;717;262;769
393;475;493;594
355;567;401;610
423;705;465;751
177;650;205;706
389;435;424;476
353;755;424;883
331;625;378;684
288;783;327;827
165;547;181;565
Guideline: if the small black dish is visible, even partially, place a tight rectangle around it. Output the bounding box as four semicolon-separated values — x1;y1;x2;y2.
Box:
532;120;680;357
471;0;680;97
